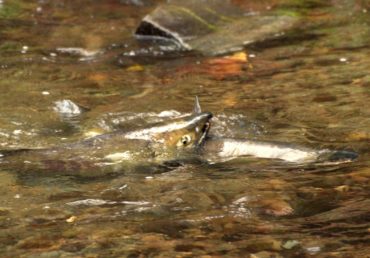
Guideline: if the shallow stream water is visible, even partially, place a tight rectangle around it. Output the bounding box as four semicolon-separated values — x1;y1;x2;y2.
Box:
0;0;369;257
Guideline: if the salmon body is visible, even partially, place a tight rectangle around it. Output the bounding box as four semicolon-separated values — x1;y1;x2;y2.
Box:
1;112;212;177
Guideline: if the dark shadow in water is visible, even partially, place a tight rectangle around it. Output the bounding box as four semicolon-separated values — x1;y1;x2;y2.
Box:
247;31;324;52
2;160;188;187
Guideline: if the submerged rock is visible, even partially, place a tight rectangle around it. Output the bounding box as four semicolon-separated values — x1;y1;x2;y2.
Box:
53;100;84;117
135;0;298;55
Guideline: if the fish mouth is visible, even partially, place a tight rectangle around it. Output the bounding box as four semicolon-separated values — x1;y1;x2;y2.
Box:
197;119;211;146
186;111;212;147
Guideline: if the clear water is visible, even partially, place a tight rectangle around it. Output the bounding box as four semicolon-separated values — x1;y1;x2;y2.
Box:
0;0;369;257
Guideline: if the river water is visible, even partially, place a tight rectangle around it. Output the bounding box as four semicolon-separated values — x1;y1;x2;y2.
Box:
0;0;369;257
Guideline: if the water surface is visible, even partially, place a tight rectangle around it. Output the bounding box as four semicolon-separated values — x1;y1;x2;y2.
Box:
0;0;369;257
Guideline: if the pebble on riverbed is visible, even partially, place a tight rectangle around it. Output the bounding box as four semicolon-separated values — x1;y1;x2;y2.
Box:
66;216;77;223
53;99;83;117
235;237;282;252
259;199;294;216
250;251;283;258
334;185;350;192
0;207;11;216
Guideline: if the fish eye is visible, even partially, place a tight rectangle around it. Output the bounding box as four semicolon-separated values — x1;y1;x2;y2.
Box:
180;134;192;145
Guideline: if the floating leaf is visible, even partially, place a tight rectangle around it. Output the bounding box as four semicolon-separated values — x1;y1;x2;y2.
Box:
127;64;144;72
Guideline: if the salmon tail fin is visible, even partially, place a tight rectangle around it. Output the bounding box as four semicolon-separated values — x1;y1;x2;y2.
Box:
328;150;358;162
317;150;358;164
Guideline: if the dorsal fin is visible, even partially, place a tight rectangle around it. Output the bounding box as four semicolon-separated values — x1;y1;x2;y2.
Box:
193;96;202;114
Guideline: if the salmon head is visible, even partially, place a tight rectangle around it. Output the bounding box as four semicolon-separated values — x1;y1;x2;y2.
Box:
124;111;212;150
